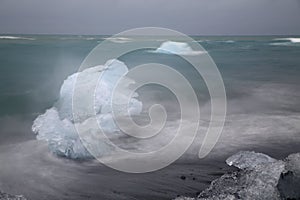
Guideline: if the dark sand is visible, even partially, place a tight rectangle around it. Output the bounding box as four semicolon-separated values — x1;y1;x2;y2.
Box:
0;140;232;200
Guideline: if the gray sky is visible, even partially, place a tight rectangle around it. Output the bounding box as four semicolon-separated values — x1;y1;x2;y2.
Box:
0;0;300;35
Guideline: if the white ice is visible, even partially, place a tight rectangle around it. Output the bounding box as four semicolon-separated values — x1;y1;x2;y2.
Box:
153;41;205;55
32;59;143;159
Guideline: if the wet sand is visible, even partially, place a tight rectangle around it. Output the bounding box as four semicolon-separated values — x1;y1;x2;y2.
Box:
0;140;231;200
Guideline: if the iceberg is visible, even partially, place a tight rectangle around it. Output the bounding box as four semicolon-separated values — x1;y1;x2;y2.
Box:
153;41;205;56
32;59;143;159
271;38;300;46
175;151;300;200
274;38;300;43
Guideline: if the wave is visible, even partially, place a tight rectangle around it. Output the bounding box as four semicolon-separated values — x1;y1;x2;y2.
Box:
270;42;300;46
0;36;35;40
274;37;300;43
152;41;206;55
271;37;300;46
103;37;133;43
270;42;296;46
193;40;235;44
81;37;96;41
223;40;235;43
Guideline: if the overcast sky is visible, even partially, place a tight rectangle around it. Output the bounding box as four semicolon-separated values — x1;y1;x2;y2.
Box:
0;0;300;35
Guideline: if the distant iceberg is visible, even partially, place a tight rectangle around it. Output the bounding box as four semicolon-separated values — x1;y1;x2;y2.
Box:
286;38;300;43
271;38;300;46
153;41;206;55
274;38;300;43
32;59;142;159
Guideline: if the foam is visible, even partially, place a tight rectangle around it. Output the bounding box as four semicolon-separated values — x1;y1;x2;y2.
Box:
224;40;235;43
104;37;133;43
276;38;300;43
0;36;35;40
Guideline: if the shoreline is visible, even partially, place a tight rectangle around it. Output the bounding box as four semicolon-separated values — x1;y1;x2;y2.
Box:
1;140;300;199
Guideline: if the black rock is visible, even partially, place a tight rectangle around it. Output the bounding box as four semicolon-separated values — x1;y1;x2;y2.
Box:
174;151;300;200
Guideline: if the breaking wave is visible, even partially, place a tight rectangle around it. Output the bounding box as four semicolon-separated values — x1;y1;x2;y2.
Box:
104;37;133;43
0;36;35;40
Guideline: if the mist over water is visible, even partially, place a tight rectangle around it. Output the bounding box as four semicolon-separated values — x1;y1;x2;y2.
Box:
0;35;300;199
1;35;300;156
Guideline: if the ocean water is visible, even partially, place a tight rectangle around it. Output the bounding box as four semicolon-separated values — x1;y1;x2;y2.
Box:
1;35;300;148
0;35;300;199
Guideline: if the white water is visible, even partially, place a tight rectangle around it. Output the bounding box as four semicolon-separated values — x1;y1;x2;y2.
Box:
0;36;35;40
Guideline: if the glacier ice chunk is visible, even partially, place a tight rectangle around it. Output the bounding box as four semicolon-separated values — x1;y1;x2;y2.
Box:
32;59;143;159
153;41;205;56
277;153;300;199
175;151;288;200
197;151;285;200
225;151;278;170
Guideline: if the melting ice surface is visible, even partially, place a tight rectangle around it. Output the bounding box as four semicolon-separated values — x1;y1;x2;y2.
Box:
32;59;142;159
153;41;205;55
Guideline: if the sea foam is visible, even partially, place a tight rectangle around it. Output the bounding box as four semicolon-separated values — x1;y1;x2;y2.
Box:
0;36;35;40
104;37;133;43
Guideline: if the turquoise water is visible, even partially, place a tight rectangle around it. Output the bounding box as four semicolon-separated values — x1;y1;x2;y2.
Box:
0;35;300;200
0;35;300;146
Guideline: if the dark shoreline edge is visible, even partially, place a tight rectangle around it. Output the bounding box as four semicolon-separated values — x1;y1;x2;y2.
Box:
175;151;300;200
